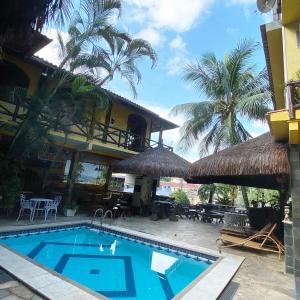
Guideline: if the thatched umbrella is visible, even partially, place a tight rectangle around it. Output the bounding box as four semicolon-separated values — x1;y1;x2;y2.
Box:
188;133;290;189
112;146;190;178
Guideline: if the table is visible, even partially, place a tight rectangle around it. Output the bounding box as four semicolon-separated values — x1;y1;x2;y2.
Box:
30;198;53;221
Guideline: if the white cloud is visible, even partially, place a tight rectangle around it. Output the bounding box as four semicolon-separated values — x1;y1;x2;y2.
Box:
135;27;165;47
166;55;189;76
35;28;69;66
167;35;189;76
243;6;251;21
125;0;214;32
169;35;186;51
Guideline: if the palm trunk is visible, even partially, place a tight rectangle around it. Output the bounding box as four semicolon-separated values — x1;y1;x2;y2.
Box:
208;185;215;204
98;74;111;87
241;186;249;208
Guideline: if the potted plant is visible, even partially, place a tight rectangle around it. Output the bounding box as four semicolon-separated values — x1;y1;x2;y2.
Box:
63;201;79;217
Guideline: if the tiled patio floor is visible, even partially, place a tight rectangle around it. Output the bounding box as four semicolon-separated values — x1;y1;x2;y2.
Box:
0;215;296;300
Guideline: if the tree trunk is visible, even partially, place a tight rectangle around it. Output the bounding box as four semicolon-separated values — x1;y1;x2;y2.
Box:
241;186;249;208
104;165;112;192
279;186;289;221
66;151;80;206
208;185;215;204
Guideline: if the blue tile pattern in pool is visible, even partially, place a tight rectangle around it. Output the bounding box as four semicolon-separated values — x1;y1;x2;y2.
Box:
0;224;216;300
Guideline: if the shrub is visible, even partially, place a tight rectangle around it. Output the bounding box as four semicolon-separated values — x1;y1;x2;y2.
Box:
171;189;190;205
0;155;22;209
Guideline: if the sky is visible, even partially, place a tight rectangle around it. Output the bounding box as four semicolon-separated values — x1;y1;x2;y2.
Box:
36;0;273;162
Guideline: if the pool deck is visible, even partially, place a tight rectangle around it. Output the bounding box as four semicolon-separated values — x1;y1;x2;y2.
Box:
0;215;296;300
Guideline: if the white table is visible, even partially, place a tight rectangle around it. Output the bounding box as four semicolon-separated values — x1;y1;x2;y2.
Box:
30;198;53;221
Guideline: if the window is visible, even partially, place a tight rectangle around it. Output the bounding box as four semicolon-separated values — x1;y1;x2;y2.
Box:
64;161;108;185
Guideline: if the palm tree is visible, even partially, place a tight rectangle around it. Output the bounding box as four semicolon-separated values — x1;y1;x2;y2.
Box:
171;40;272;207
56;0;157;97
8;74;108;158
72;37;157;97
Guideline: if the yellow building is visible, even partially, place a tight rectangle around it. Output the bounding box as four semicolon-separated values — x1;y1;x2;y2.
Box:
0;33;177;209
260;0;300;294
262;0;300;143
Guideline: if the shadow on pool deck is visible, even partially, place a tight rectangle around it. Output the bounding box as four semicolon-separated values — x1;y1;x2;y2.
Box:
0;214;296;300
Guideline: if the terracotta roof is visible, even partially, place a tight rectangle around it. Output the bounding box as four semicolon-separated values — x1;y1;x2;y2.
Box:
160;181;200;189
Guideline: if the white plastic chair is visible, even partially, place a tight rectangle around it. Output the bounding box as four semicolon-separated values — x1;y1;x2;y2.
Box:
16;194;35;222
44;196;62;222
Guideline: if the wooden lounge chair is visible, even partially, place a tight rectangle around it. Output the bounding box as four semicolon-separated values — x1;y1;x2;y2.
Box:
216;223;284;259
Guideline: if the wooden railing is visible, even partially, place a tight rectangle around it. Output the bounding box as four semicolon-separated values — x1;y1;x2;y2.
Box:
68;121;172;152
0;100;173;153
286;81;300;119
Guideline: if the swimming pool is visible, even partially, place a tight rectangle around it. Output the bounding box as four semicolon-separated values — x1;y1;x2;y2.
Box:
0;224;216;300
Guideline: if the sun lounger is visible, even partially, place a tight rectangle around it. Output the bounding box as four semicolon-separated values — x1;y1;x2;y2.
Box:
216;223;284;259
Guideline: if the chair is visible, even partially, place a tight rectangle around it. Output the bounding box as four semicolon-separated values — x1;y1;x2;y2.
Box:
44;196;61;222
16;194;35;222
216;223;284;259
219;212;251;237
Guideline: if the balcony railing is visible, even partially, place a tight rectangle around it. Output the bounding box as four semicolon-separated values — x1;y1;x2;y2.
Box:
286;81;300;119
69;121;172;152
0;99;172;153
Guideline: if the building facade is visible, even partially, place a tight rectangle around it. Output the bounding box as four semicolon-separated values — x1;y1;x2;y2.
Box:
0;34;177;210
260;0;300;296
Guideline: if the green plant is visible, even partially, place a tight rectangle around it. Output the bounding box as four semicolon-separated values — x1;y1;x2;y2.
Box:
248;188;279;208
171;40;272;207
56;0;157;97
198;183;237;205
8;75;108;158
171;189;190;205
0;155;22;209
198;184;216;203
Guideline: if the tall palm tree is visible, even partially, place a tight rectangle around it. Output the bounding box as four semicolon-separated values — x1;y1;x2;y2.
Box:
171;40;272;207
56;0;157;97
71;37;157;97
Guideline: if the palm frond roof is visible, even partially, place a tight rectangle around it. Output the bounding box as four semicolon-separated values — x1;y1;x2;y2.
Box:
188;133;290;189
112;146;190;178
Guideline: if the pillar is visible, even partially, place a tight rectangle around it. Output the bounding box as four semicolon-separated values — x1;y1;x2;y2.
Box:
284;221;294;274
66;151;80;205
290;145;300;295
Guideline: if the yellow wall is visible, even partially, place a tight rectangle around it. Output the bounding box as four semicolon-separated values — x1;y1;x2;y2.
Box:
2;53;42;95
0;52;156;157
266;28;285;109
282;0;300;25
110;102;151;139
284;21;300;82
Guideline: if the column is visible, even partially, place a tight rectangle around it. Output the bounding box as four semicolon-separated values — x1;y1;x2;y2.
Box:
284;221;294;274
290;145;300;295
66;151;80;205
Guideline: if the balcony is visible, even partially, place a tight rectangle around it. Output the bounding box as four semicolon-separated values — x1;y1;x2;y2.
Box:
267;80;300;144
0;99;173;154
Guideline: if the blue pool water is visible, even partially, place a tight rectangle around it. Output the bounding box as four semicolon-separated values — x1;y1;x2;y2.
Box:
0;226;213;300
